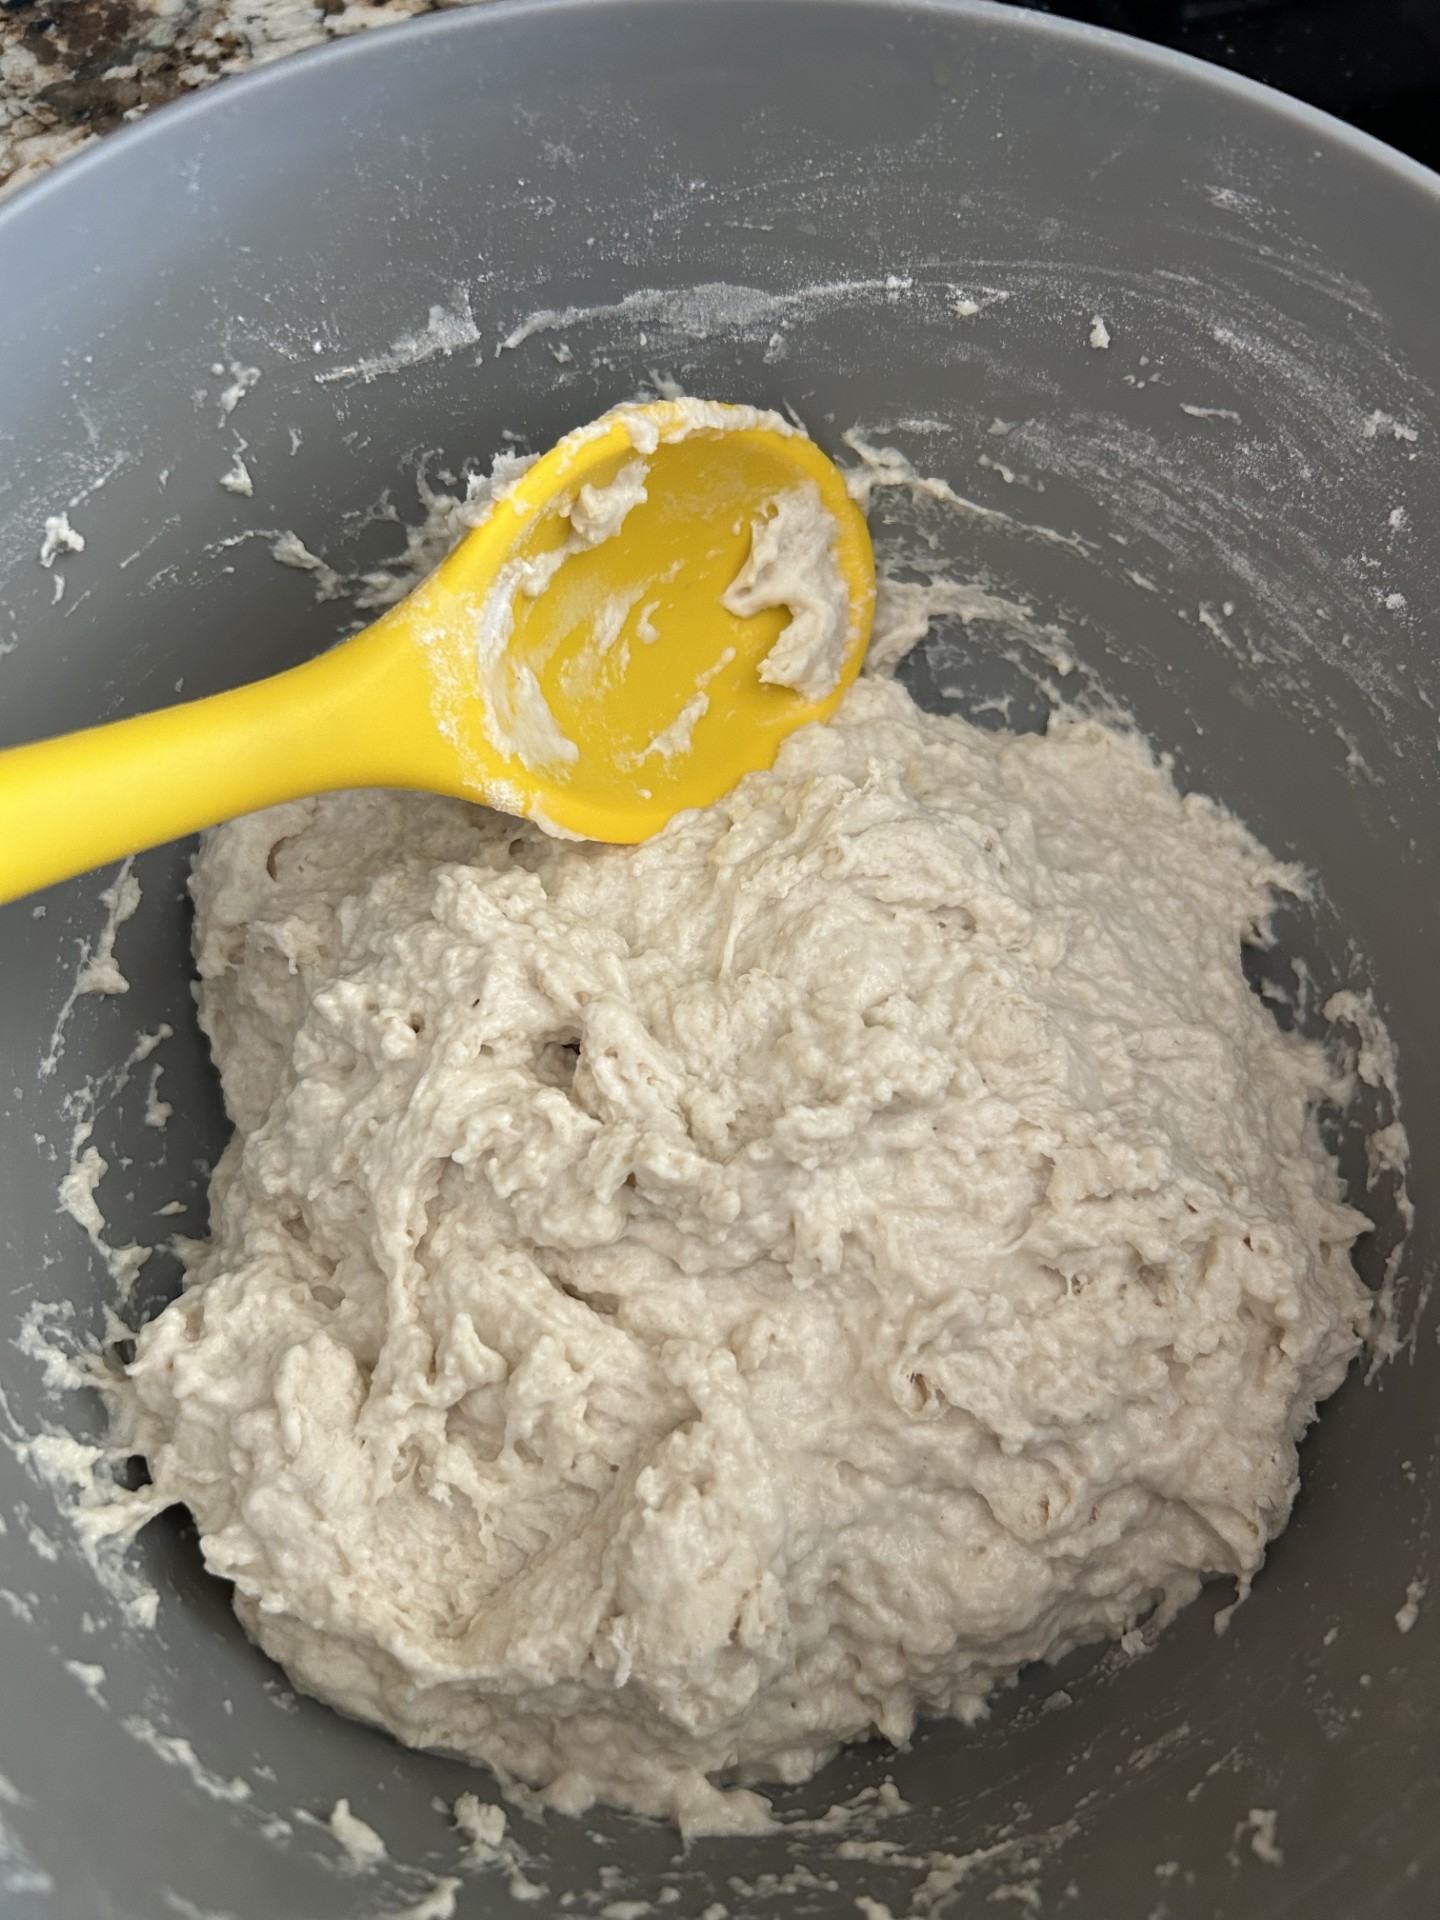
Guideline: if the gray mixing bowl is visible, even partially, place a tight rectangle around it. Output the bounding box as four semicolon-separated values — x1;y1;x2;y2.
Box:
1;2;1437;1915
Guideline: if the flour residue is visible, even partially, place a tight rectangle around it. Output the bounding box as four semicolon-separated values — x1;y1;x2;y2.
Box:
121;1717;252;1803
949;286;1011;319
270;529;345;600
384;1879;462;1920
317;291;481;386
160;1895;236;1920
38;510;85;568
1361;410;1419;444
842;429;1091;560
452;1794;548;1903
57;1019;173;1303
638;689;708;762
466;454;651;773
214;360;260;421
37;507;85;601
219;455;253;497
498;278;919;357
75;860;141;998
1324;989;1415;1366
327;1796;387;1868
1395;1579;1426;1634
1240;1807;1284;1867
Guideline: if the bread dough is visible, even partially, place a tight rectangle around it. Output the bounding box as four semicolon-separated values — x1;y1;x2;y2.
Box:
723;484;852;701
115;674;1369;1834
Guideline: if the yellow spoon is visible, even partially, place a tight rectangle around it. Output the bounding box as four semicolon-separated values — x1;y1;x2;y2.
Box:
0;400;875;905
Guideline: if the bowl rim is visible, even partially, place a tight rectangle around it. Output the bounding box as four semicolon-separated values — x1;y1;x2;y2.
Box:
3;0;1440;235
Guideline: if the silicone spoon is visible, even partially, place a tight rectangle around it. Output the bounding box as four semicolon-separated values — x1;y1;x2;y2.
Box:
0;401;874;904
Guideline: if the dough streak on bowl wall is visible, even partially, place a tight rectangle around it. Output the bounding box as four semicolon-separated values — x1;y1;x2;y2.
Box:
86;420;1378;1835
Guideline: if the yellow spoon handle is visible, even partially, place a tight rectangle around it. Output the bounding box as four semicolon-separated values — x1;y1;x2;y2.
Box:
0;626;437;906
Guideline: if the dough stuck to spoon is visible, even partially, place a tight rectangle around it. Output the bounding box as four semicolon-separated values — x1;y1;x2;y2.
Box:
0;399;875;904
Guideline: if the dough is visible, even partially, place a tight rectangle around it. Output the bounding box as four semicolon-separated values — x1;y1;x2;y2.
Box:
723;484;852;701
115;676;1369;1834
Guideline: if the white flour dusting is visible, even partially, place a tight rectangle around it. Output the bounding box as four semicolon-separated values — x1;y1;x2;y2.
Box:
498;279;921;355
317;292;481;386
215;361;260;421
63;1658;106;1704
121;1717;252;1803
1242;1807;1284;1867
159;1894;236;1920
1395;1580;1426;1634
1361;411;1419;443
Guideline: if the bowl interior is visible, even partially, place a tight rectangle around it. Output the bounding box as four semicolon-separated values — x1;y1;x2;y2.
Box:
1;4;1437;1916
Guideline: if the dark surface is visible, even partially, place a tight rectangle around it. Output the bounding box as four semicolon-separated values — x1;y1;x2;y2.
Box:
0;2;1438;1917
1022;0;1440;169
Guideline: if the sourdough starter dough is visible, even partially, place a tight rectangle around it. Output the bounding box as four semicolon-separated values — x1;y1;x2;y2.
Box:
114;500;1370;1836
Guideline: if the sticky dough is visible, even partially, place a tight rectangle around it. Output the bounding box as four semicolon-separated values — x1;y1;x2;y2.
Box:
115;649;1369;1838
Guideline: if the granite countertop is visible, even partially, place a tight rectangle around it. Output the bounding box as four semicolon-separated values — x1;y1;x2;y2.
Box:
0;0;489;198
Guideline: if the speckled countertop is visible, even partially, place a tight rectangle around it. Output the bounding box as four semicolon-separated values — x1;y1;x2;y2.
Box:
0;0;493;197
